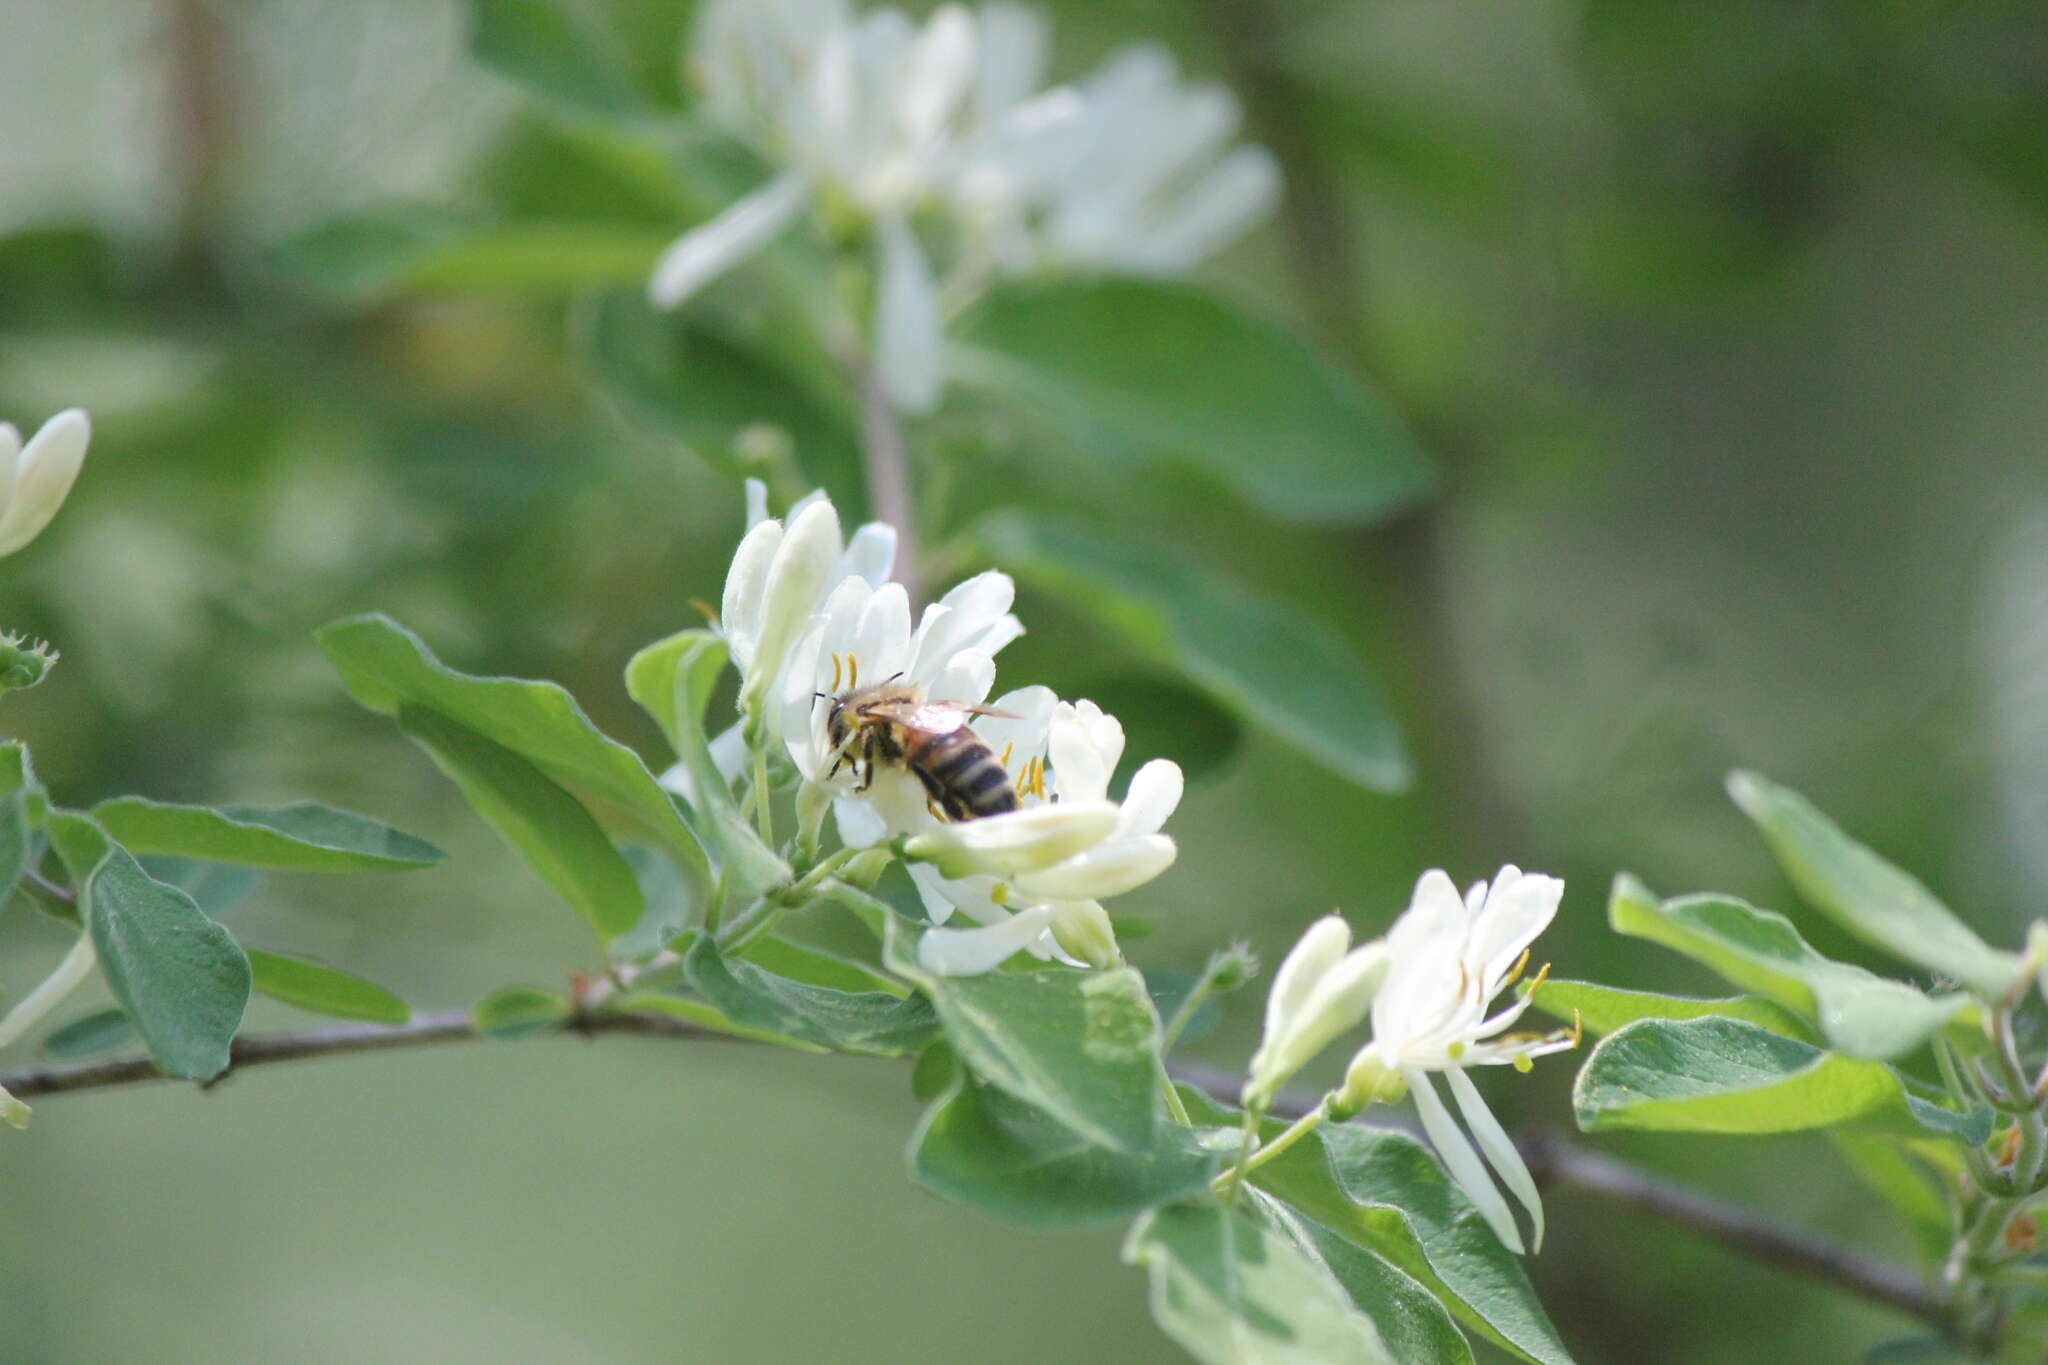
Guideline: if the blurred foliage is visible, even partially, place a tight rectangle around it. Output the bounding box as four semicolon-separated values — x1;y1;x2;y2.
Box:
2;0;2047;1360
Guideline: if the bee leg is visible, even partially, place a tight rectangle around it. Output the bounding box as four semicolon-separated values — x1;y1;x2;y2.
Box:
856;735;877;793
925;797;944;822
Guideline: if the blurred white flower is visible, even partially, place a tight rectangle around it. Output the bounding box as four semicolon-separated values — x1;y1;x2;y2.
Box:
0;409;90;557
1242;915;1388;1110
1338;866;1577;1255
912;696;1182;974
652;1;1277;410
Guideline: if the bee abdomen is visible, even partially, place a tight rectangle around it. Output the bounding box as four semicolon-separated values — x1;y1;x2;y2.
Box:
914;730;1020;820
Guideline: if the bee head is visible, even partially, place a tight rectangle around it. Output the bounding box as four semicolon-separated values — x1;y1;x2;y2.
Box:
821;690;851;749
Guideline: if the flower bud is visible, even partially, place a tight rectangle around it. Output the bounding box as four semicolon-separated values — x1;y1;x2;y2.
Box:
1243;918;1387;1110
738;498;841;713
903;801;1119;879
1208;942;1258;995
1049;899;1121;970
1012;832;1175;901
0;408;90;557
1330;1053;1408;1119
0;633;58;692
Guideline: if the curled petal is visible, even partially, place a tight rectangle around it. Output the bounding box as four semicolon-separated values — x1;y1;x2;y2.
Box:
1409;1068;1524;1255
904;800;1119;878
1012;833;1173;901
1116;759;1183;837
1447;1066;1547;1253
648;171;808;308
917;905;1055;976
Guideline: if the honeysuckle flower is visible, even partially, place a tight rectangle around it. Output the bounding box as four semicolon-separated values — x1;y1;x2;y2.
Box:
956;44;1280;275
653;2;1279;412
1336;865;1576;1256
0;408;90;557
1242;916;1388;1110
779;562;1024;845
911;696;1182;974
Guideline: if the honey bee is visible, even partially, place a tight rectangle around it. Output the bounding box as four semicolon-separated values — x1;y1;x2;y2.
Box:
820;658;1037;822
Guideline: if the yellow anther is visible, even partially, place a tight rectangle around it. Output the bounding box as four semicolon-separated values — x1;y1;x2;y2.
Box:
688;597;720;627
1504;947;1532;987
829;652;843;692
1524;961;1553;995
1512;1054;1534;1074
1571;1008;1584;1047
847;654;859;688
999;741;1014;770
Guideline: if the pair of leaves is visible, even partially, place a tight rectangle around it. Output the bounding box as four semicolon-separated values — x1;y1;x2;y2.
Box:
318;614;710;947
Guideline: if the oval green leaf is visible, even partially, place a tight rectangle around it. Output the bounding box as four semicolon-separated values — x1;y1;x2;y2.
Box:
41;1008;136;1059
957;277;1436;526
93;796;443;872
981;514;1406;791
1727;772;2019;997
472;984;571;1040
1574;1016;1990;1141
246;949;410;1024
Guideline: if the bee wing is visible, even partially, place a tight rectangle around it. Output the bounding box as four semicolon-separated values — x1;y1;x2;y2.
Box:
900;701;1021;733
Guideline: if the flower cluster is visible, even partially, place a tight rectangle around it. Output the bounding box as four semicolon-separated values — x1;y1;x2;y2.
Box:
701;482;1180;971
1245;866;1578;1255
651;0;1278;411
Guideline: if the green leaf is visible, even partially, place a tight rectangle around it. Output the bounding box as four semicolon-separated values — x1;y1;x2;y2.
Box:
472;984;571;1039
682;933;935;1056
1264;1199;1477;1365
574;291;862;498
1528;977;1813;1041
1198;1091;1574;1365
609;843;691;959
1605;873;1970;1059
0;741;36;903
317;613;707;891
981;515;1406;791
276;209;671;303
911;1076;1219;1225
1574;1016;1990;1141
47;813;250;1082
397;706;645;942
624;628;732;807
92;796;443;872
246;949;410;1024
41;1008;135;1058
738;935;908;998
958;277;1435;526
137;858;263;915
467;0;643;116
609;989;830;1052
1124;1202;1396;1365
888;920;1164;1154
1727;772;2019;996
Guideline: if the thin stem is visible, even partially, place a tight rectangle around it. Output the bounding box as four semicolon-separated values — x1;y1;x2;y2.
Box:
1152;1054;1193;1126
1160;953;1234;1055
857;361;922;607
23;867;75;905
1520;1131;1956;1337
0;1006;745;1100
1225;1103;1330;1186
751;741;775;847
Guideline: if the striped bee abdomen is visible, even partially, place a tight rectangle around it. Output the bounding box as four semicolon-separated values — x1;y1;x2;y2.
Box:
908;727;1020;820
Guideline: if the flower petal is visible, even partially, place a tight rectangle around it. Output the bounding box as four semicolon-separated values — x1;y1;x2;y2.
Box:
743;496;843;707
917;905;1055;976
647;171;808;308
721;518;783;676
1116;758;1183;836
1408;1068;1525;1255
0;408;89;557
1048;699;1123;804
905;800;1119;878
1469;867;1564;995
875;216;944;413
838;521;898;587
1012;833;1174;901
1263;916;1351;1050
1447;1066;1546;1253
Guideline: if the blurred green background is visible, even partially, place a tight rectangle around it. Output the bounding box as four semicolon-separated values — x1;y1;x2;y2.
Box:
4;0;2048;1360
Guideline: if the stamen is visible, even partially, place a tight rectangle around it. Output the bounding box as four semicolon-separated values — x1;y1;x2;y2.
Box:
1504;947;1532;987
688;597;719;627
999;741;1014;770
1524;961;1553;996
1571;1008;1584;1047
829;652;843;692
847;655;859;688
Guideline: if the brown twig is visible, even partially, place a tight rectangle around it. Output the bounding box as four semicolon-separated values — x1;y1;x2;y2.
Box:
857;362;922;607
1519;1130;1955;1336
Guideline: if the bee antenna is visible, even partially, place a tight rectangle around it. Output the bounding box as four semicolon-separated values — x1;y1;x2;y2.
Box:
885;671;905;683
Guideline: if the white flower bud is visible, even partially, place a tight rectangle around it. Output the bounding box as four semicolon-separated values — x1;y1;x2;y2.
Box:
1049;899;1121;970
1011;832;1175;901
1243;917;1387;1109
0;409;90;557
739;497;842;712
903;801;1119;879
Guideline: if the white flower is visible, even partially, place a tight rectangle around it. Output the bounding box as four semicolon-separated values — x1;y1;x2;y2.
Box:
779;563;1023;844
651;2;1279;411
1242;916;1388;1109
911;696;1183;974
956;44;1279;274
1341;866;1576;1255
0;409;90;557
